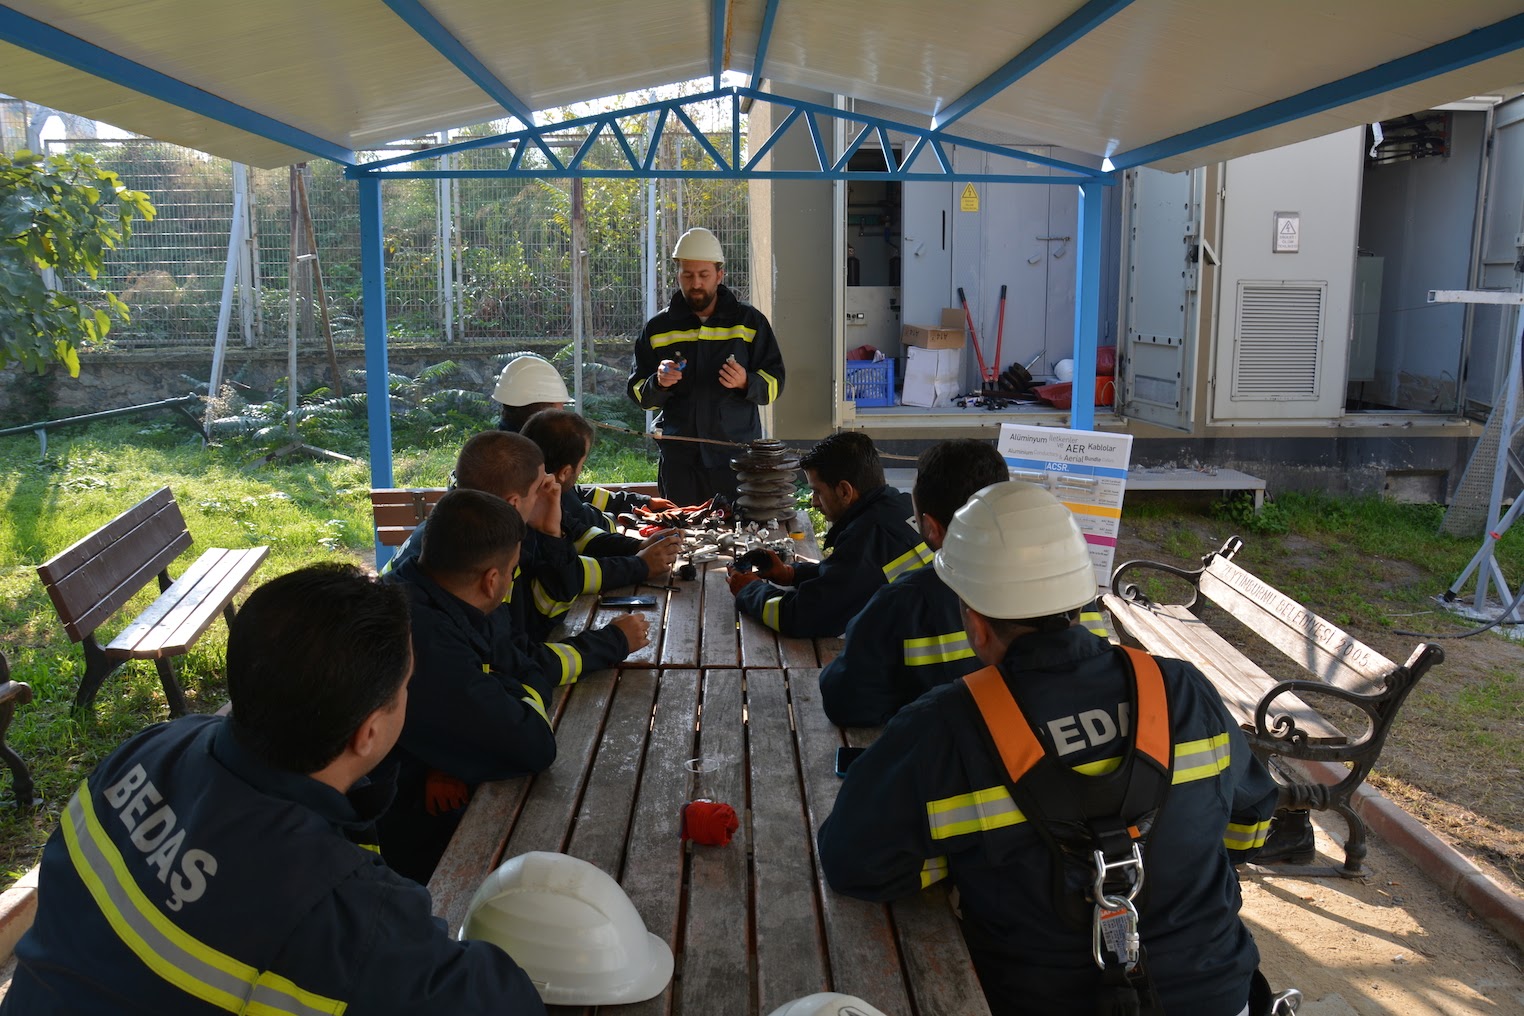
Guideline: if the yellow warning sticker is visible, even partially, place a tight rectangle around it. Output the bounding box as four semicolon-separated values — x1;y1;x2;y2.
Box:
960;182;980;212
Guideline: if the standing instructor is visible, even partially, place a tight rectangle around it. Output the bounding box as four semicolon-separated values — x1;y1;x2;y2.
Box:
627;227;785;506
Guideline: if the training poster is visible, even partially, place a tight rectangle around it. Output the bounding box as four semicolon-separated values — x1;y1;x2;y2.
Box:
996;423;1134;589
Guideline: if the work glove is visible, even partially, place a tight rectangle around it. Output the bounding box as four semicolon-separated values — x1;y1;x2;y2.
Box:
424;769;469;816
726;567;764;596
739;548;795;585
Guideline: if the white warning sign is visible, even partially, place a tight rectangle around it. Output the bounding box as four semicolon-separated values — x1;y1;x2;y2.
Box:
1274;212;1300;253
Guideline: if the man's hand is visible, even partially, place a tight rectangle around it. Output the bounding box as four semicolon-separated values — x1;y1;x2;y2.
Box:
424;769;469;816
657;359;685;387
525;473;563;537
638;532;681;580
749;548;795;585
727;567;764;596
609;612;650;652
718;359;747;390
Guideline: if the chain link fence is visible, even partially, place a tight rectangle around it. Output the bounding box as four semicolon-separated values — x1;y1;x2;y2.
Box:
2;93;750;360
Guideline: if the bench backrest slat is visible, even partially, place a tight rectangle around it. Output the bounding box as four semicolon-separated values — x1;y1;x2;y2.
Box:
1199;556;1394;697
371;488;446;546
36;487;193;643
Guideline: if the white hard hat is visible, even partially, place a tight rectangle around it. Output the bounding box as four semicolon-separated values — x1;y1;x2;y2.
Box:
1054;358;1075;382
934;480;1096;619
493;355;571;407
460;851;673;1005
766;993;891;1016
672;226;725;264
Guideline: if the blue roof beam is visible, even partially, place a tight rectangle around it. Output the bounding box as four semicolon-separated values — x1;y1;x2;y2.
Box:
0;4;355;165
380;0;562;169
1111;11;1524;170
933;0;1136;131
711;0;727;90
748;0;782;89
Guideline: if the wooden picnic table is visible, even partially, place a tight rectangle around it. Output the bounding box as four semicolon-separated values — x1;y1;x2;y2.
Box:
428;519;991;1016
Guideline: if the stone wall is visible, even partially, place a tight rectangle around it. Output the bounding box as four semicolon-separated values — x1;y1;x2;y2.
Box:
0;346;532;426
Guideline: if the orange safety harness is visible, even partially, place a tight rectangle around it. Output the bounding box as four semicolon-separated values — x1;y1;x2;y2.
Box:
962;646;1172;1016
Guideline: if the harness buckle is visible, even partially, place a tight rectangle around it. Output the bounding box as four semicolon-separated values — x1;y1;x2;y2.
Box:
1090;842;1145;904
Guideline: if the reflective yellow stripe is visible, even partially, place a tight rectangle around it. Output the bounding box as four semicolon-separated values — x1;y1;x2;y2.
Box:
546;642;582;686
762;595;783;631
632;378;648;402
532;580;575;620
578;556;602;594
1224;819;1272;852
357;843;380;854
882;542;934;582
926;732;1234;842
1171;733;1231;784
649;323;757;349
903;631;974;666
590;487;612;511
756;369;779;403
521;685;549;724
573;527;604;552
919;856;949;889
927;786;1026;839
62;783;347;1015
1079;609;1110;639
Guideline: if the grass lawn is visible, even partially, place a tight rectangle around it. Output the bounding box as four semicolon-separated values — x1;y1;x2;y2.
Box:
0;414;657;886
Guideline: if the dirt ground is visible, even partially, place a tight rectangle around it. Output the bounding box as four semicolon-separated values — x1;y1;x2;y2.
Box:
1245;814;1524;1015
1114;501;1524;1013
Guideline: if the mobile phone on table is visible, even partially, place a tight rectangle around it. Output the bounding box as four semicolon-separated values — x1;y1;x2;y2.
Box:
601;595;658;608
834;745;868;777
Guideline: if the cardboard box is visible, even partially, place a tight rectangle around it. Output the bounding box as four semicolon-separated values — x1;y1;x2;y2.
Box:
902;308;965;350
902;346;963;407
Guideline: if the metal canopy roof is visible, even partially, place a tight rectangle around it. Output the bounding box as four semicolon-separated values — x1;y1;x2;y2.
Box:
2;1;1523;173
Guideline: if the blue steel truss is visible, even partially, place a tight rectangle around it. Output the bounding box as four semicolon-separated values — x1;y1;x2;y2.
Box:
348;85;1108;185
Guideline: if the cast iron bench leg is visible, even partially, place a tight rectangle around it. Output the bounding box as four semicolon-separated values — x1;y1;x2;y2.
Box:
73;636;121;713
155;658;189;718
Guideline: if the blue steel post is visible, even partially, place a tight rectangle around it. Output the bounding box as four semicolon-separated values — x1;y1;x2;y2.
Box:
358;176;396;567
1071;180;1106;432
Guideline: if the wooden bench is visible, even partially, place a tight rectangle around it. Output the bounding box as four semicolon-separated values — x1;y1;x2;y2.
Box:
36;487;269;716
0;652;34;809
1103;535;1444;877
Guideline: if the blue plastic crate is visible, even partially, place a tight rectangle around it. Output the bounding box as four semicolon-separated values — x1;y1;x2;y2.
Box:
845;359;895;407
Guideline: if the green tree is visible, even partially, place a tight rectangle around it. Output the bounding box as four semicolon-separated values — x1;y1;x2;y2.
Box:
0;149;155;376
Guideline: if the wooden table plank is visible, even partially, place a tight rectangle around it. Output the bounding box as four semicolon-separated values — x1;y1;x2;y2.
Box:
739;612;782;669
779;634;818;670
501;670;617;858
429;777;532;935
747;669;828;1012
815;636;844;667
788;671;913;1012
698;565;741;668
657;575;702;669
678;669;751;1016
565;669;658;876
893;891;994;1016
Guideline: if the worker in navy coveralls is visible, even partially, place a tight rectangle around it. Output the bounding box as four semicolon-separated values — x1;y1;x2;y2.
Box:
819;481;1279;1016
4;563;546;1015
627;226;785;506
729;431;930;638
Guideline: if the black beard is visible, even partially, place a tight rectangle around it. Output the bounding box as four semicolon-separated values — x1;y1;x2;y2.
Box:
685;290;713;312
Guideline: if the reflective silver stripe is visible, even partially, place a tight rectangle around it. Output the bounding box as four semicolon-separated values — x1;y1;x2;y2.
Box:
546;642;582;685
925;786;1025;840
649;324;757;348
573;526;603;552
578;556;602;594
62;785;345;1015
919;856;949;888
1172;733;1231;784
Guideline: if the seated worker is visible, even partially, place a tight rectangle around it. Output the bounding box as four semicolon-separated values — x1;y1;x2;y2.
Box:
818;439;1009;727
3;563;546;1015
493;353;675;516
390;430;587;652
520;408;680;589
817;482;1279;1016
381;489;647;883
730;431;930;638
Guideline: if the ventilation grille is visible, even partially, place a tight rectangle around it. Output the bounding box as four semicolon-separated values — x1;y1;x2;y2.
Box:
1232;283;1324;400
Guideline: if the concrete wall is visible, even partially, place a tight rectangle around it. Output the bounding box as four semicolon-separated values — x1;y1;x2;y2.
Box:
749;84;835;442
